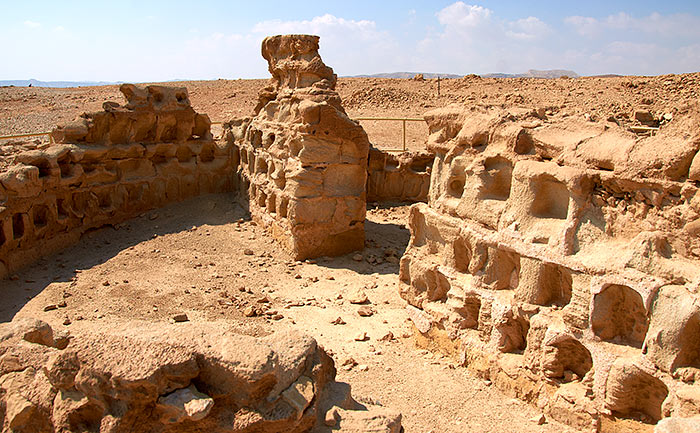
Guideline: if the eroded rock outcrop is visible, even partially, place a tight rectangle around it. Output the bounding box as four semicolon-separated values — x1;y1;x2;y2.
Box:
0;319;401;432
0;84;235;278
224;35;370;260
399;103;700;430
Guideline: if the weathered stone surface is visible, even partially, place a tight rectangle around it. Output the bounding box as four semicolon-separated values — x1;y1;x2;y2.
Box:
51;84;212;145
655;416;700;433
367;147;433;203
0;85;234;278
0;319;402;432
158;384;214;423
225;35;369;260
399;103;700;429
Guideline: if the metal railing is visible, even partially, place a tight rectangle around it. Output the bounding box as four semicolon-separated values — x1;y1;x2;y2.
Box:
352;117;424;152
0;131;53;143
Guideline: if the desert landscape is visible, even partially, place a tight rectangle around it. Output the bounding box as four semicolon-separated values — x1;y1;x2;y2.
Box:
1;32;699;433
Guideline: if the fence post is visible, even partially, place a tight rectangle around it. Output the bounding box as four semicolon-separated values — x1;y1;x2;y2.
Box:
402;119;407;151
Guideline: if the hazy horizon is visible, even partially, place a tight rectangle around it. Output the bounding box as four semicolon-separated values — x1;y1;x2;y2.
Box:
2;1;699;82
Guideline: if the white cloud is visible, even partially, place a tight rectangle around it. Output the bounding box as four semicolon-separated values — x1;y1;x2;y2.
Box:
507;16;550;40
252;14;382;41
23;20;41;28
437;2;491;29
565;12;700;38
416;2;554;74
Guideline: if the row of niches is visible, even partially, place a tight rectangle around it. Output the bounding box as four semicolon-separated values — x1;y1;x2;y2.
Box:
403;243;651;349
3;141;225;187
401;206;700;376
0;139;236;277
434;155;699;260
0;171;233;260
238;147;286;191
402;246;695;422
242;178;290;220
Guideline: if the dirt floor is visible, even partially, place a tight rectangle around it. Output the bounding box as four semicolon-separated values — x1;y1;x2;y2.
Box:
0;193;579;433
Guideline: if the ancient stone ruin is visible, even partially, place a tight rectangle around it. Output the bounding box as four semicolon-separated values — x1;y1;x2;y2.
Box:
225;35;370;260
0;35;405;432
0;318;401;432
2;32;700;432
367;149;432;203
400;103;700;430
0;84;235;278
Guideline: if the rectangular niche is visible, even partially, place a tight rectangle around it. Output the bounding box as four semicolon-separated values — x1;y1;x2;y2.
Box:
530;176;570;220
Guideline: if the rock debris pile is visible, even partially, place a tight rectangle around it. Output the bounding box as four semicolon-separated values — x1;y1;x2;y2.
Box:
0;318;401;432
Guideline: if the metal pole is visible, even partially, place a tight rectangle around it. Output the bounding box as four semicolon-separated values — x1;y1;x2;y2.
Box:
437;76;441;97
402;119;407;151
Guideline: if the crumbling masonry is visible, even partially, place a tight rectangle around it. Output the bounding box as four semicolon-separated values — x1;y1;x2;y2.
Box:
400;104;700;430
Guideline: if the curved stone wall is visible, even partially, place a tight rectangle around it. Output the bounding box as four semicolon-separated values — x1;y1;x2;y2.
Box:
0;84;237;279
367;147;433;203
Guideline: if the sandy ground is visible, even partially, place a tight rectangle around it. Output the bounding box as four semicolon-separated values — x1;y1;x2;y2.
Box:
0;194;577;433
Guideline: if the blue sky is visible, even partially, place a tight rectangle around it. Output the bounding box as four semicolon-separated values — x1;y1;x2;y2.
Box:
2;1;700;81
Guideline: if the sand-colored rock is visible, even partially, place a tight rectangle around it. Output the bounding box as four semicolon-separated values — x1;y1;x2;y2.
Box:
367;147;433;203
399;103;700;430
0;84;234;278
224;35;370;260
0;318;401;432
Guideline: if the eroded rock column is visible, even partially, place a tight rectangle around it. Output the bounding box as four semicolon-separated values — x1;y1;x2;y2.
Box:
225;35;370;260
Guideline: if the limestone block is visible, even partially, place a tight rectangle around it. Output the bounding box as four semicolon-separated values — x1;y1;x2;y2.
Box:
655;417;700;433
323;164;366;197
297;136;341;164
644;285;700;373
157;384;214;423
289;198;336;224
0;319;400;432
604;358;668;422
0;164;42;198
690;151;700;181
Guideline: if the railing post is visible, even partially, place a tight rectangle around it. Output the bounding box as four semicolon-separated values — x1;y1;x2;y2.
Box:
402;119;406;151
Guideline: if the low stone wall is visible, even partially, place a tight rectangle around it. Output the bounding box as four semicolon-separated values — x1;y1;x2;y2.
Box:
225;35;370;260
400;104;700;430
0;84;236;278
367;147;433;203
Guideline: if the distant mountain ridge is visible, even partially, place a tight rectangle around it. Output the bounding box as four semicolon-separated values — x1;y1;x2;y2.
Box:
3;69;580;88
349;72;463;79
349;69;579;79
0;79;119;88
482;69;579;79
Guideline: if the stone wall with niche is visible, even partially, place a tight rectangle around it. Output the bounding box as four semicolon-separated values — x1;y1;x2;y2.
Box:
224;35;370;260
399;103;700;430
0;84;236;278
